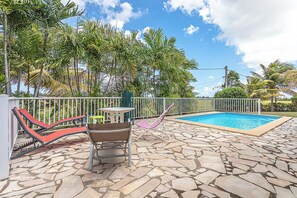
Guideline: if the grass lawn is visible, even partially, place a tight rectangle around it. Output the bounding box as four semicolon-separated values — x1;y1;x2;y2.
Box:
262;112;297;117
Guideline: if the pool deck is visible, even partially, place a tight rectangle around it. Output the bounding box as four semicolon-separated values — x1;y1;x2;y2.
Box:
166;112;292;136
0;118;297;197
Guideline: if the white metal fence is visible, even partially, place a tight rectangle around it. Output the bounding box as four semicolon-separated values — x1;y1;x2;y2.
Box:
10;97;260;124
14;97;122;125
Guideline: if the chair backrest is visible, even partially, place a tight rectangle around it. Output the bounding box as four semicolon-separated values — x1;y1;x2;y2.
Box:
150;103;174;128
87;122;131;144
19;108;48;128
12;107;44;143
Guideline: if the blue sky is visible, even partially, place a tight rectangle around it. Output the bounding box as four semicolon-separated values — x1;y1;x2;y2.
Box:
64;0;297;96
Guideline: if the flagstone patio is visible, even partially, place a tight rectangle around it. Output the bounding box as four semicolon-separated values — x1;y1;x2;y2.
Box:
1;118;297;198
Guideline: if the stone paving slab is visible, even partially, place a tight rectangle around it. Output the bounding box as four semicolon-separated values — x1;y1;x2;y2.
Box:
0;118;297;197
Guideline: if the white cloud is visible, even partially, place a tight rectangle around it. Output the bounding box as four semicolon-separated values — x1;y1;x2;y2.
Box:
184;25;199;35
200;86;217;96
137;27;151;43
61;0;142;30
107;2;142;29
199;82;222;97
164;0;204;15
124;27;152;44
124;30;131;37
101;0;119;10
128;26;152;43
61;0;118;10
164;0;297;70
208;75;214;79
143;26;151;34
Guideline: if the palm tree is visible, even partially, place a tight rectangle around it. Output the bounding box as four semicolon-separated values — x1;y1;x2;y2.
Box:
281;69;297;95
56;24;84;95
249;60;295;111
225;70;243;88
32;0;83;97
247;76;271;98
79;20;109;95
143;28;176;96
12;24;43;95
0;0;41;95
27;69;70;96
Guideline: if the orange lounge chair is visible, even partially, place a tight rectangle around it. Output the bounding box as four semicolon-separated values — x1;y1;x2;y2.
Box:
11;107;87;159
19;108;85;132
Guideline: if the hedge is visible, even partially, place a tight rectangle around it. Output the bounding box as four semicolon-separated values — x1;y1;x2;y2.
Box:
214;87;248;98
261;101;297;112
292;95;297;108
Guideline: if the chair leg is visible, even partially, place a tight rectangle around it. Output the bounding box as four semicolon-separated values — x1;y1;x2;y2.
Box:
160;122;171;142
124;142;127;160
136;129;148;140
128;139;131;167
88;143;94;171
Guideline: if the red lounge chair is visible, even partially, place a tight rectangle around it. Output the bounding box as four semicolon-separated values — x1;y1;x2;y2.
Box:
19;108;85;132
11;107;87;159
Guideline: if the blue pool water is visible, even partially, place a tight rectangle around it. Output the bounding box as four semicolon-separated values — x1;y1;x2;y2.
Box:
177;113;280;130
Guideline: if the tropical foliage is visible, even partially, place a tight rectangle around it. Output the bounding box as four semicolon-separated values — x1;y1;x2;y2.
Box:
1;1;296;104
224;70;243;88
247;60;295;111
0;0;197;97
214;87;248;98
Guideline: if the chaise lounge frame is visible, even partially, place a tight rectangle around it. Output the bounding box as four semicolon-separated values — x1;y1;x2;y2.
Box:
11;107;87;159
19;108;85;133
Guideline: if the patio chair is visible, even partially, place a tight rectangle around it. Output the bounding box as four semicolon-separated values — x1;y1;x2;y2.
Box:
87;122;132;170
18;108;85;133
136;103;174;140
11;107;87;159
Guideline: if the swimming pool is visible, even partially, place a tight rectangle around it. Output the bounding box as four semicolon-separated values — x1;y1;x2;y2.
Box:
177;113;280;130
167;112;291;136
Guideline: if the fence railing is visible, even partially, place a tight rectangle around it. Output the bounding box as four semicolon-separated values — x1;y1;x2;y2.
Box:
12;97;122;125
10;97;260;123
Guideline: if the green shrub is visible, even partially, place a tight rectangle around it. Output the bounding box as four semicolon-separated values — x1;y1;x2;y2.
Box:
292;95;297;108
214;87;248;98
261;101;297;112
0;74;5;94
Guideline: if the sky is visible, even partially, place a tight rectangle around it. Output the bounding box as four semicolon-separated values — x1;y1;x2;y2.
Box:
62;0;297;97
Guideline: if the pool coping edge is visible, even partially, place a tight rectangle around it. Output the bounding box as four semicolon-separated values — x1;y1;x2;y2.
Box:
166;112;292;137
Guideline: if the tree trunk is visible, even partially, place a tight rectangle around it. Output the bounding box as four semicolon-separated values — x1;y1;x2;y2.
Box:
17;72;21;95
74;58;80;95
97;72;101;93
3;12;11;96
87;66;90;95
153;68;156;95
270;96;274;112
67;65;74;96
104;64;114;94
34;30;49;97
113;57;117;94
27;65;30;95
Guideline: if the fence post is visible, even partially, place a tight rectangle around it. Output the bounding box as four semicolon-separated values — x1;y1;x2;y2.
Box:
180;99;182;115
163;98;166;113
258;98;261;114
0;95;10;180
